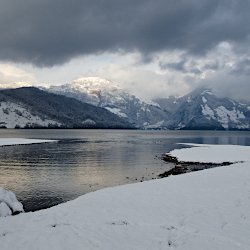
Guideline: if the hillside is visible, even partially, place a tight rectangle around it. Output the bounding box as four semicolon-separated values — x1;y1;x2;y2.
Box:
46;77;169;129
154;88;250;130
0;87;133;129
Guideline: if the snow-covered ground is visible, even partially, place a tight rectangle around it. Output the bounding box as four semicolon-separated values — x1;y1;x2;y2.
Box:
169;143;250;163
1;144;250;249
0;138;58;147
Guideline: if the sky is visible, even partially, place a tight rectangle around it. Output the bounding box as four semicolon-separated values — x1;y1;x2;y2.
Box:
0;0;250;100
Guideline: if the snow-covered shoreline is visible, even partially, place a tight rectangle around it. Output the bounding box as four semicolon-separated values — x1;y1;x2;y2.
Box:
169;143;250;163
0;138;58;147
1;144;250;249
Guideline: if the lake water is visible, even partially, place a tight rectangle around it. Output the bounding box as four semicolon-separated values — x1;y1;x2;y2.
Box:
0;129;250;212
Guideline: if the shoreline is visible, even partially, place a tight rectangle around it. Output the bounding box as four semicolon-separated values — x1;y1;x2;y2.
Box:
0;138;58;147
10;152;239;213
158;153;234;177
1;139;249;213
1;143;250;249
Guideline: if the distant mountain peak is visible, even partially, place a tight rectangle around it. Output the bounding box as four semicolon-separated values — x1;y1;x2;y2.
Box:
154;87;250;130
72;77;119;93
46;78;169;129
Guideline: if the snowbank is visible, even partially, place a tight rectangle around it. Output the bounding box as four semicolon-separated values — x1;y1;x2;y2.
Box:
0;188;24;217
169;143;250;163
1;144;250;249
0;138;58;147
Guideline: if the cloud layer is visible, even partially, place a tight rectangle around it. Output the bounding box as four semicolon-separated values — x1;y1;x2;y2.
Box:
1;0;250;66
0;0;250;100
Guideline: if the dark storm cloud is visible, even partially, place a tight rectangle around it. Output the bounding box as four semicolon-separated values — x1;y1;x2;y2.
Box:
0;0;250;66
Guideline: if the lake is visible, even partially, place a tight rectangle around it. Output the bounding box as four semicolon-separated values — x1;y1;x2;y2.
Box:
0;129;250;212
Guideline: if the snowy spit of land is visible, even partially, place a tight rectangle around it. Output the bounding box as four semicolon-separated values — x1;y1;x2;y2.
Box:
169;143;250;163
0;138;58;147
1;143;250;250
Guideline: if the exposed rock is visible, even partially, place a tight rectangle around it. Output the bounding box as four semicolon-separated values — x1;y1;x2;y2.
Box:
159;153;234;178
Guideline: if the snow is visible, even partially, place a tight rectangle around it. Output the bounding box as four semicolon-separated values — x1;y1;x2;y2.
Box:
105;107;128;118
201;104;215;120
48;77;168;129
230;99;236;105
215;106;246;129
201;89;214;95
0;188;24;217
0;202;12;217
144;120;164;129
202;96;207;103
81;119;96;126
1;144;250;249
0;101;60;128
201;103;248;128
0;138;58;147
137;97;160;108
72;77;160;108
170;143;250;163
72;77;119;94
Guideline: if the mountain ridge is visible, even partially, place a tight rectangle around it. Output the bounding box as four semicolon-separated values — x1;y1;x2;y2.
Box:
46;77;170;129
1;79;250;130
0;87;133;129
154;88;250;130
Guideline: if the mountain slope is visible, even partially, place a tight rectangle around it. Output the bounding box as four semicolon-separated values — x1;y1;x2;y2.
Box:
46;77;169;129
0;87;133;129
2;82;249;130
155;89;250;130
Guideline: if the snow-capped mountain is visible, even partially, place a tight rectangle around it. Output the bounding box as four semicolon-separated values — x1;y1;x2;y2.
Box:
46;77;169;129
154;88;250;130
2;79;249;130
0;87;133;129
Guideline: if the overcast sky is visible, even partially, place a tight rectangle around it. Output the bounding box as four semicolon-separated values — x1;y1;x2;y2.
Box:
0;0;250;100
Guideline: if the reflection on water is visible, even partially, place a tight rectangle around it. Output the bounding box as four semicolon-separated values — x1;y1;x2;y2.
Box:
0;129;250;211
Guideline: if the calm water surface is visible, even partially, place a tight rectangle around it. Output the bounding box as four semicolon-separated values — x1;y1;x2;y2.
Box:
0;129;250;211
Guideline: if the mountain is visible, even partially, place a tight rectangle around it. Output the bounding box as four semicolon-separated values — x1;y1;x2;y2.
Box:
0;87;133;129
154;88;250;130
46;77;169;129
2;80;249;131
